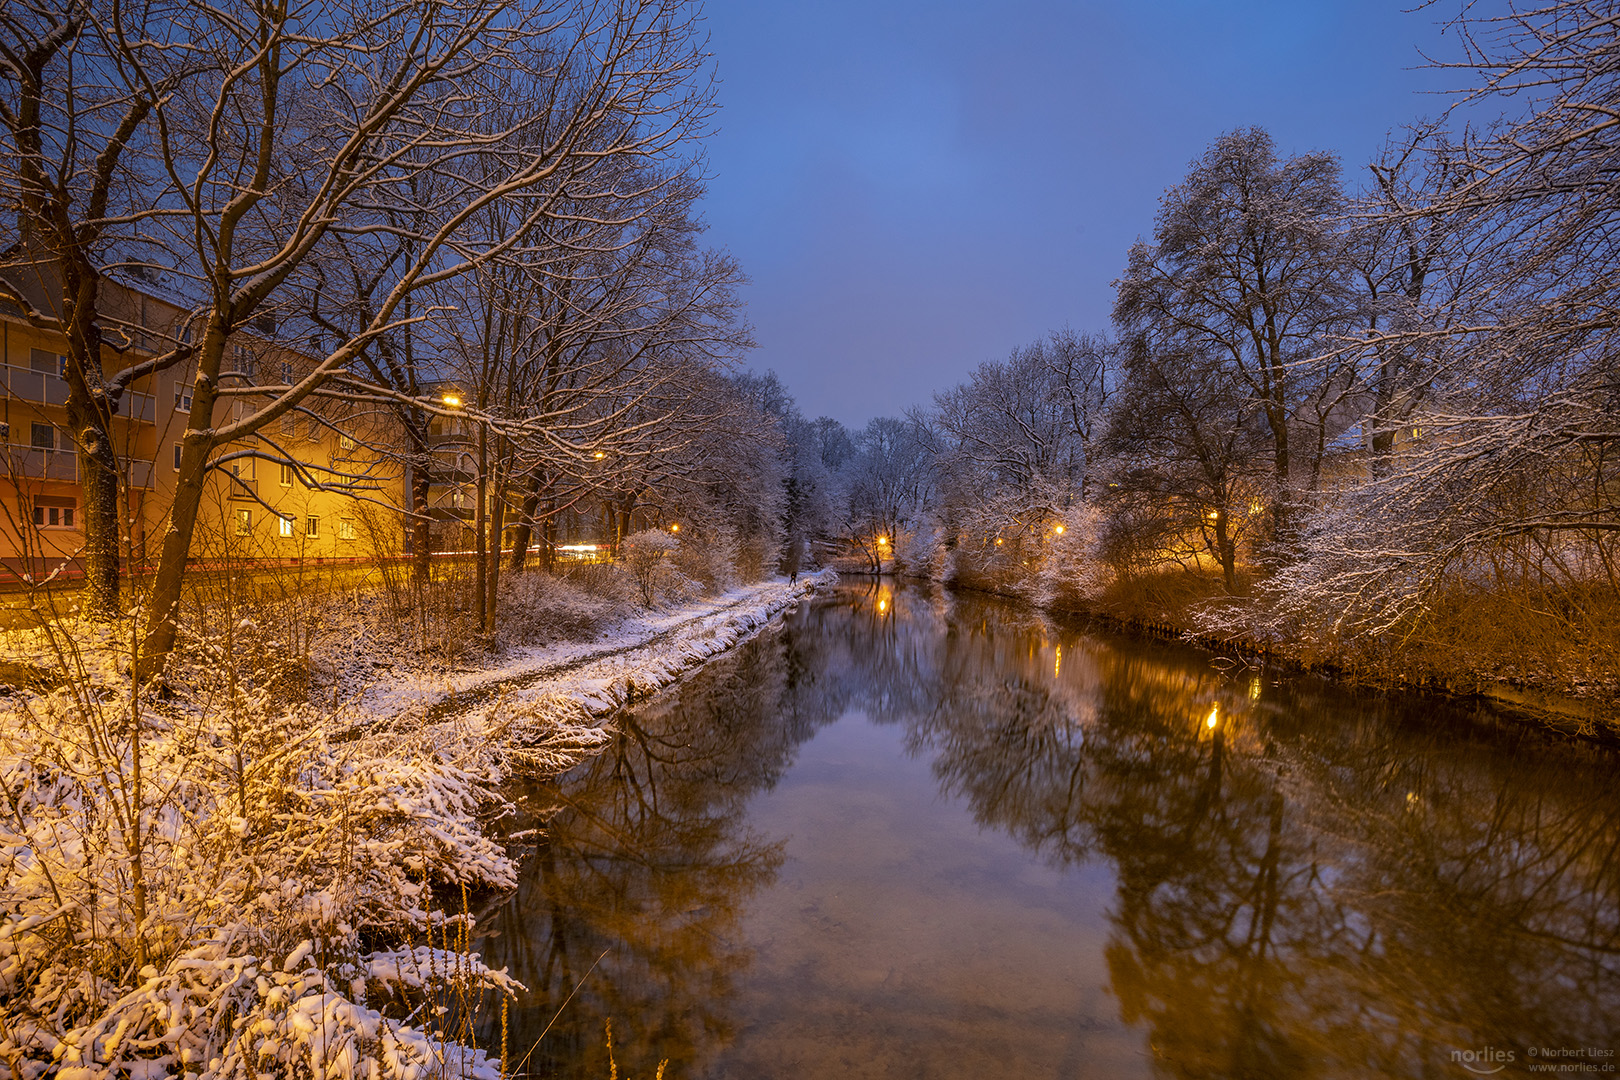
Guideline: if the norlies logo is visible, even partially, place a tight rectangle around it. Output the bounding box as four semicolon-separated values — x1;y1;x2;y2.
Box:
1453;1047;1517;1074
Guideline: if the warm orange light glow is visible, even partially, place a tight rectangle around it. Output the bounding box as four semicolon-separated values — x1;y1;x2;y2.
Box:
876;535;889;545
442;394;461;407
994;537;1004;546
1206;510;1219;521
1053;524;1065;534
593;451;605;459
1205;705;1220;729
1054;645;1061;678
877;599;888;613
669;522;680;533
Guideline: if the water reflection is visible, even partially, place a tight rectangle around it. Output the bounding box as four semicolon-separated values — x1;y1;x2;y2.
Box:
479;583;1620;1077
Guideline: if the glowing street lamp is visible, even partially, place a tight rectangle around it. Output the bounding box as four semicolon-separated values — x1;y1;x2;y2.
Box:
669;522;680;533
593;451;605;460
876;535;889;546
1053;524;1065;535
441;394;461;407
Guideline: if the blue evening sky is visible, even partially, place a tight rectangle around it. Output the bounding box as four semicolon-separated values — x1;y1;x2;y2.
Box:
698;0;1481;427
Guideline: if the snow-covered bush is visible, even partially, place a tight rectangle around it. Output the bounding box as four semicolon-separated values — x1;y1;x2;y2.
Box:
1035;506;1114;612
0;615;556;1079
619;530;681;607
670;524;739;596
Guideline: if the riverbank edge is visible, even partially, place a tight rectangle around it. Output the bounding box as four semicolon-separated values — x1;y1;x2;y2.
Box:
858;570;1619;744
0;574;826;1079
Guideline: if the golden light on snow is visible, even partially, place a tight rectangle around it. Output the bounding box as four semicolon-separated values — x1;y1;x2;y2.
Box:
1206;704;1220;729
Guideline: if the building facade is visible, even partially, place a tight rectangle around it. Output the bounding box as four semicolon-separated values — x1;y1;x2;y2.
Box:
0;269;408;585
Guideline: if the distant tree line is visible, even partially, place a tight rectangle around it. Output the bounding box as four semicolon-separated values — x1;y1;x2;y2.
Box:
767;2;1619;692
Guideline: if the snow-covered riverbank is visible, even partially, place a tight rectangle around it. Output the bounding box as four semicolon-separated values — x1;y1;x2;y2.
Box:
0;574;822;1080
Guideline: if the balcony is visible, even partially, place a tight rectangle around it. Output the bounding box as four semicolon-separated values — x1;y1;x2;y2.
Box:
227;475;257;501
1;365;156;422
3;448;156;487
2;364;68;406
7;446;77;481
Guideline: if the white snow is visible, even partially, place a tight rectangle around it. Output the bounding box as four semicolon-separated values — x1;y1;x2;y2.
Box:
0;572;825;1079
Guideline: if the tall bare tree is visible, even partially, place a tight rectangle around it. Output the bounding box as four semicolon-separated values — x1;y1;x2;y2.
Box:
120;0;716;679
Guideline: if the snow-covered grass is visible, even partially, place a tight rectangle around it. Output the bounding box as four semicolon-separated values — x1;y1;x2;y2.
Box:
0;570;824;1079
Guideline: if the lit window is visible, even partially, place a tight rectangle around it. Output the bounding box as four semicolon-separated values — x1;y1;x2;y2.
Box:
234;509;252;536
339;433;357;452
306;516;319;538
279;462;294;487
279;515;295;538
338;518;356;541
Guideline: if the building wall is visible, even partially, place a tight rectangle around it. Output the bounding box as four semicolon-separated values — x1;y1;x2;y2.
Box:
0;276;407;582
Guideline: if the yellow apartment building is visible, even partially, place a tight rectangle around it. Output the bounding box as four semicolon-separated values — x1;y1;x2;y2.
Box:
0;266;409;585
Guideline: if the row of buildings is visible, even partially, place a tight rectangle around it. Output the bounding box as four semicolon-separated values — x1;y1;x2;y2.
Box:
0;267;498;583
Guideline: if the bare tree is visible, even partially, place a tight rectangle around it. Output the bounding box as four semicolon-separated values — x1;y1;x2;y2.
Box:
120;0;717;679
1115;127;1355;543
0;3;184;617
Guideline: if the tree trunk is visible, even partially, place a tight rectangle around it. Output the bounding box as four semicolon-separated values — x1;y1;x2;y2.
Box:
409;420;432;588
508;470;545;571
486;470;505;631
136;424;215;680
61;262;121;619
474;424;488;632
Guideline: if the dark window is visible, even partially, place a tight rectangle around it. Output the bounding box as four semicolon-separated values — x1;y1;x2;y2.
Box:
306;515;319;539
29;348;66;375
30;423;54;450
173;444;183;470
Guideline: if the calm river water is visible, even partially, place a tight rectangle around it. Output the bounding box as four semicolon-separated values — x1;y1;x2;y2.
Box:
474;582;1620;1078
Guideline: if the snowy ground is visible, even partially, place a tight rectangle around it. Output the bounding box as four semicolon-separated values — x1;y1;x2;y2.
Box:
358;574;824;727
0;573;825;1080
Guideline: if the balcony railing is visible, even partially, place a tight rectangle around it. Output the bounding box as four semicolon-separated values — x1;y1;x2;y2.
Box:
4;448;157;487
2;364;68;406
7;446;77;481
227;475;257;501
2;365;156;422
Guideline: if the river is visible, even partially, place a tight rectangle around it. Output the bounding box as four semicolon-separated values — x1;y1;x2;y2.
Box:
471;581;1620;1078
